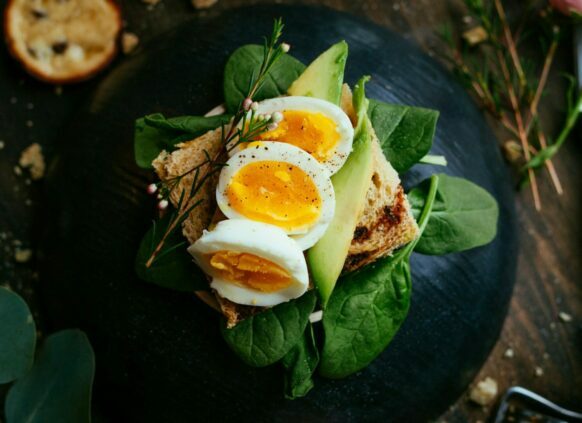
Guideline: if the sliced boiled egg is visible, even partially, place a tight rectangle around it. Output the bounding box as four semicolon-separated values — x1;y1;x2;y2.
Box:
188;219;309;307
216;142;335;250
228;96;354;175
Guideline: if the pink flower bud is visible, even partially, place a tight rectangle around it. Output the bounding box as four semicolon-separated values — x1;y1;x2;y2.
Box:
550;0;582;15
281;43;291;53
242;98;253;111
267;123;278;131
158;199;169;210
251;101;259;111
147;183;158;195
272;111;283;123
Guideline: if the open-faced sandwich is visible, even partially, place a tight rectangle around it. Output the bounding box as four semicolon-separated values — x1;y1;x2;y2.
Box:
134;20;499;398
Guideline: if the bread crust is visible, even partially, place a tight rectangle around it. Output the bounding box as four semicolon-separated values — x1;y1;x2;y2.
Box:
4;0;122;84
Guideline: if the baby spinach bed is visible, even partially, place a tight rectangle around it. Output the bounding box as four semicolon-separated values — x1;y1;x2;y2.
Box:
42;5;517;422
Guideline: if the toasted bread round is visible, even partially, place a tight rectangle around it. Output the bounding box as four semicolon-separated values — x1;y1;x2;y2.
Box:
4;0;122;84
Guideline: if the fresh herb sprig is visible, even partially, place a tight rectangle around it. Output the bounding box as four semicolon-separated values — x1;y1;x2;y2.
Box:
143;19;290;269
442;0;582;210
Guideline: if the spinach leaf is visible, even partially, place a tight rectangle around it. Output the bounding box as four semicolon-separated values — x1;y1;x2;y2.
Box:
135;212;206;292
221;291;316;367
134;113;230;168
0;287;36;384
5;330;95;423
281;323;319;399
320;176;439;379
223;44;305;113
368;99;439;173
408;173;499;255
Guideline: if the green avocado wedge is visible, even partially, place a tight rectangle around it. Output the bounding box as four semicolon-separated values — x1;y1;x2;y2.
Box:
287;41;348;105
307;77;375;307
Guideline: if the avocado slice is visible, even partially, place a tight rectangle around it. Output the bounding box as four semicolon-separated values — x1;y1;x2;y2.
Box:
307;77;375;306
287;41;348;105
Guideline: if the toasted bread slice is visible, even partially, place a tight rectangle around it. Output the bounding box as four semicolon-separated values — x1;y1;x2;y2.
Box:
4;0;121;84
153;87;418;326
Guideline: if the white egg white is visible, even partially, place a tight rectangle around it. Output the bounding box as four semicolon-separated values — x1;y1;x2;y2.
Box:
216;142;335;250
227;96;354;175
187;219;309;307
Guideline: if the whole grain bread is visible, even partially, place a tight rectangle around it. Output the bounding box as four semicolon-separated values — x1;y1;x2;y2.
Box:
153;86;419;326
4;0;121;84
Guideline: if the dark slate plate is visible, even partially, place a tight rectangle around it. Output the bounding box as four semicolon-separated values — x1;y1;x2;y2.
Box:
41;5;518;423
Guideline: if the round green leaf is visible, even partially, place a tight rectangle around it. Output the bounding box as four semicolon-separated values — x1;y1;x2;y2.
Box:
5;329;95;423
0;286;36;384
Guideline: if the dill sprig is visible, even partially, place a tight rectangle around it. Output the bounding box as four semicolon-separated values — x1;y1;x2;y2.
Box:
442;0;582;211
144;18;289;268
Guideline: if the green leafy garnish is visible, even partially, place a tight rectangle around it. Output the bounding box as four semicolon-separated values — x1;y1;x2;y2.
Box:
409;174;499;255
223;44;305;113
134;113;231;168
0;287;36;384
221;291;316;367
281;323;319;399
135;211;206;292
368;99;439;173
5;330;95;423
319;175;439;379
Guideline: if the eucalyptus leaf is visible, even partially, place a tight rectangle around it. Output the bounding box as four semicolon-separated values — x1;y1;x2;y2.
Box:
0;287;36;384
5;330;95;423
368;99;439;173
408;174;499;255
320;176;439;379
281;323;319;399
223;44;305;113
134;113;230;168
221;291;316;367
135;213;206;292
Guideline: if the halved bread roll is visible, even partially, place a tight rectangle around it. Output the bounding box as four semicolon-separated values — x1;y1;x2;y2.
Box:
4;0;122;84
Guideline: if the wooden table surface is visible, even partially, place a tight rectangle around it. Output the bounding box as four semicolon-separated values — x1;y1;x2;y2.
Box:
0;0;580;421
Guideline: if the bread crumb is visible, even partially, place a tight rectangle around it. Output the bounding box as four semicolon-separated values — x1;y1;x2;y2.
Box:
14;248;33;263
192;0;218;9
26;120;34;128
14;166;22;176
504;348;514;358
122;32;140;54
19;143;45;180
502;140;522;164
535;366;544;377
469;377;498;406
463;26;488;46
559;311;572;322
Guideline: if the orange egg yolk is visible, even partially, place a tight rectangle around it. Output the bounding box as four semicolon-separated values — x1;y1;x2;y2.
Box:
226;161;322;232
209;251;292;292
255;111;340;162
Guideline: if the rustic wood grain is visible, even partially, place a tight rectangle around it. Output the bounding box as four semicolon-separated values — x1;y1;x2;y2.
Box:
0;0;580;421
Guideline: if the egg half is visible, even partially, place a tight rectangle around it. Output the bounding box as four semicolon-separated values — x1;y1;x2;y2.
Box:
216;142;335;250
188;219;309;307
228;96;354;175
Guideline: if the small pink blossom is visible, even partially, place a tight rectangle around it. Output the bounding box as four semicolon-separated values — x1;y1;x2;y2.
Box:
550;0;582;15
147;183;157;195
242;98;253;111
158;199;169;210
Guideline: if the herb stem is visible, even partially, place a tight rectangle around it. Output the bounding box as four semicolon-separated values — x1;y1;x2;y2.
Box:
406;174;439;256
494;0;527;93
497;49;541;210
